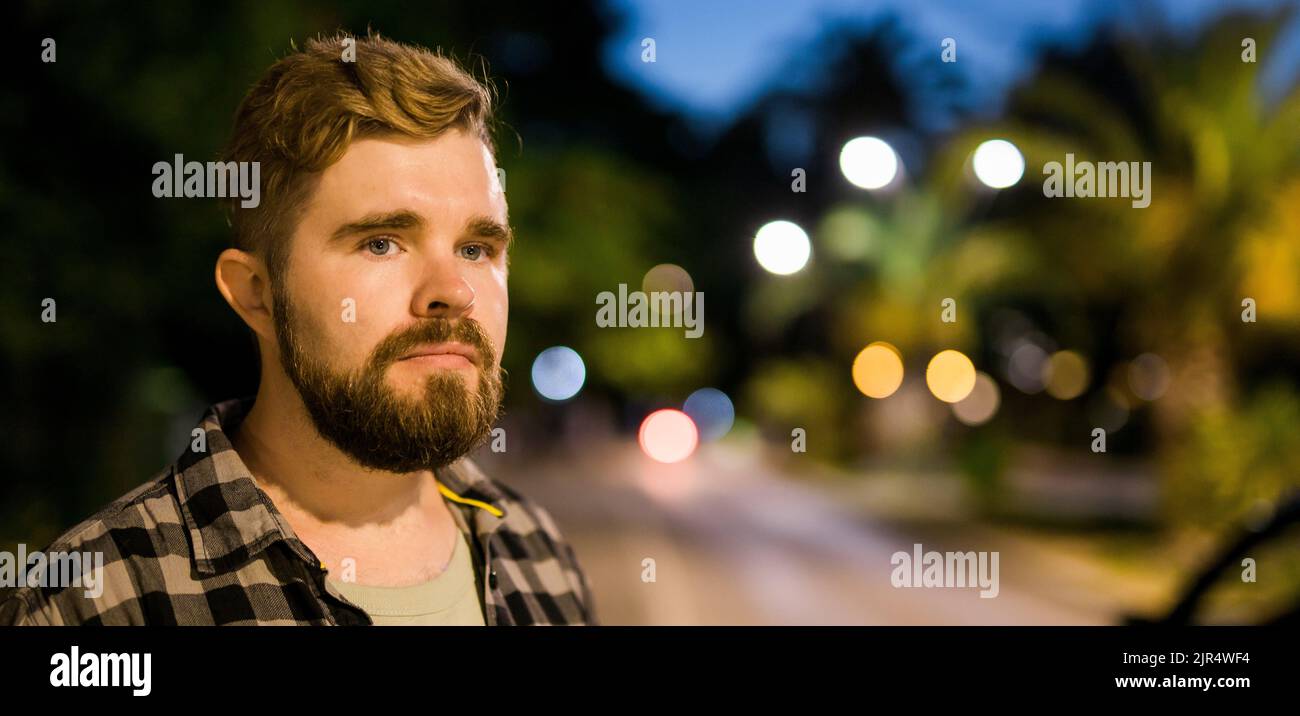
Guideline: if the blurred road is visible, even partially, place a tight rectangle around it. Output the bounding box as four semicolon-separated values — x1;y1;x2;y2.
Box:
490;439;1158;625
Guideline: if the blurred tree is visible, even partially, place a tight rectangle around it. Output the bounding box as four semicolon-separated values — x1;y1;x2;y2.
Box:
926;9;1300;526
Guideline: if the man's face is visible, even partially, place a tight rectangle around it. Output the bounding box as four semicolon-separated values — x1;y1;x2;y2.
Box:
270;130;511;473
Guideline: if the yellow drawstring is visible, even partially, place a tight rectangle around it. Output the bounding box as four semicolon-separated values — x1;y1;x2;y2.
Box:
437;480;504;518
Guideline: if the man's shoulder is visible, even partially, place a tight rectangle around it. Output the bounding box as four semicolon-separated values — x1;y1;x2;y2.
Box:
462;461;582;563
457;460;600;625
493;477;566;539
41;464;182;554
0;464;184;625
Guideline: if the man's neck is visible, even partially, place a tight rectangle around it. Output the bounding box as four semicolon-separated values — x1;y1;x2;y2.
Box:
229;375;462;587
230;372;440;529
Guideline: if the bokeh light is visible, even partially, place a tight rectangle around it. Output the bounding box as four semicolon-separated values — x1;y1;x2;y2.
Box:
682;387;735;441
972;139;1025;189
926;349;977;403
753;220;811;275
839;136;899;190
530;346;586;402
952;371;1001;425
852;341;905;398
638;409;699;463
642;263;695;294
819;207;877;262
1008;341;1049;394
1043;350;1090;400
1128;353;1171;401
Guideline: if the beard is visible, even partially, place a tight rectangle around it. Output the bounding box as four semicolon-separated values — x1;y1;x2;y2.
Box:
272;289;504;473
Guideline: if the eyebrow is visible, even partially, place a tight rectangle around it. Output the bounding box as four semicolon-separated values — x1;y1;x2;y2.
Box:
328;210;514;249
465;215;514;249
329;210;424;243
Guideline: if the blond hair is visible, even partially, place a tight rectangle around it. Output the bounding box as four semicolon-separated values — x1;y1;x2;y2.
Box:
220;32;496;280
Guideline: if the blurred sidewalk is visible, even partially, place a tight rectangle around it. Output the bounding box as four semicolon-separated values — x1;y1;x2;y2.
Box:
485;437;1186;625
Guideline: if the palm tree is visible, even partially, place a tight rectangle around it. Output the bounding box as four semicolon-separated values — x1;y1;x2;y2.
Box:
930;8;1300;526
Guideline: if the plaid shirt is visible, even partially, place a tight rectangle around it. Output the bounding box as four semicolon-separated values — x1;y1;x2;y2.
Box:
0;398;597;626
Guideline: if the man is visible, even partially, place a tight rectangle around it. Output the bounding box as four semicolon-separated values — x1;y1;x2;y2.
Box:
0;33;596;626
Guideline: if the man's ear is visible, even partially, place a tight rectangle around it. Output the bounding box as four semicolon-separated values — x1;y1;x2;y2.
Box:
215;248;276;341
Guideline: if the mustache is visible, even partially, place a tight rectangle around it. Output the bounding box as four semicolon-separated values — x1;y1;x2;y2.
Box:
368;318;496;370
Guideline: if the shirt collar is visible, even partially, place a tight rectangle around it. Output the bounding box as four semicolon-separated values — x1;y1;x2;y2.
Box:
174;397;509;576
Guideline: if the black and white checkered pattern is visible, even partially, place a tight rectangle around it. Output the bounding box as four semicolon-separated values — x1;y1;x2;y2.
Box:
0;398;597;626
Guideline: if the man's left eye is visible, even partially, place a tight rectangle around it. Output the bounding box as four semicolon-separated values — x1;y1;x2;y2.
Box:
460;244;491;261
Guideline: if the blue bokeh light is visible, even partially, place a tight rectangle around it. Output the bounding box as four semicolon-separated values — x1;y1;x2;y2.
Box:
682;387;735;441
531;346;586;402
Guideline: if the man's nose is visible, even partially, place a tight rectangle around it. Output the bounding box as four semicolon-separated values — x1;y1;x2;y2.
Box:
411;258;475;319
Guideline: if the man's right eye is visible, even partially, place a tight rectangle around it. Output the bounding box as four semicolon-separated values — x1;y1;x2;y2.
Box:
364;237;399;256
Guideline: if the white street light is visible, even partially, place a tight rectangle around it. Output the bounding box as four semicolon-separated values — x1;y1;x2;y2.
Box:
840;136;899;190
753;220;811;275
972;139;1025;189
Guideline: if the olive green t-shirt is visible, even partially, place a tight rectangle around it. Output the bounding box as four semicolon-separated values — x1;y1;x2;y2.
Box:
325;526;484;626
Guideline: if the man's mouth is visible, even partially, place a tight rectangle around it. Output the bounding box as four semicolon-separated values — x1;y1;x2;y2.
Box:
396;342;479;368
